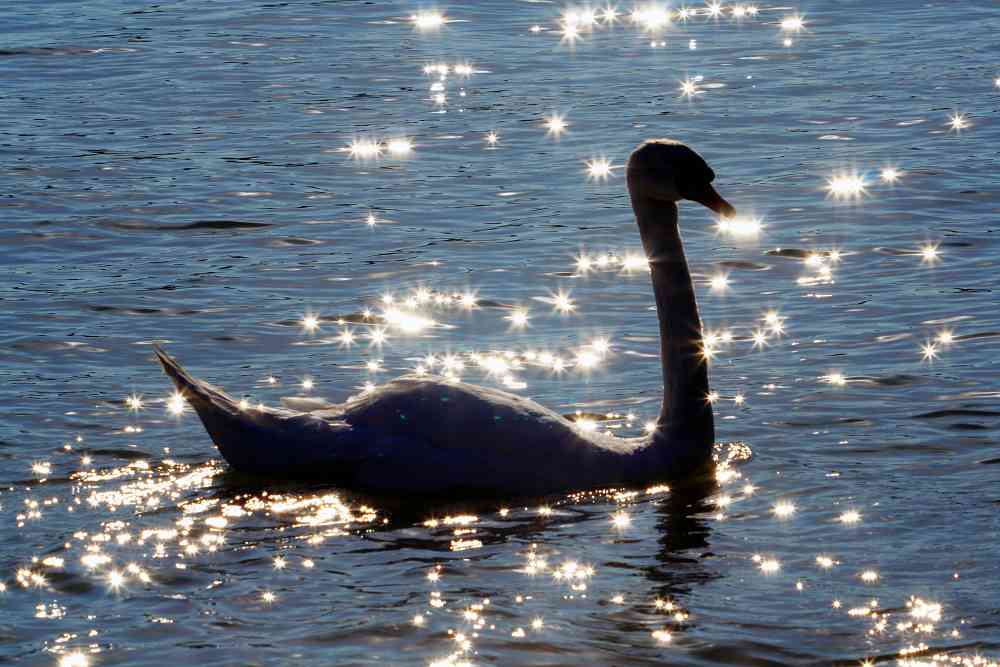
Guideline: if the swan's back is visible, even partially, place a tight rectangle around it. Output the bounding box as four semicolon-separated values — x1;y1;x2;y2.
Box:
318;376;648;493
334;376;580;453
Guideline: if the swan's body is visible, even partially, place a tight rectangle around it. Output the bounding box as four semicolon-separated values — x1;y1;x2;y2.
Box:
155;139;735;496
155;351;698;494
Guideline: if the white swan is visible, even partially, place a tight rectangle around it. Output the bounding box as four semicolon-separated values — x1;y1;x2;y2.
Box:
154;139;735;495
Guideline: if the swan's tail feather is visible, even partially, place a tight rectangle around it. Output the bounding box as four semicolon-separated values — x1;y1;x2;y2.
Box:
154;345;241;418
153;345;269;470
152;345;359;475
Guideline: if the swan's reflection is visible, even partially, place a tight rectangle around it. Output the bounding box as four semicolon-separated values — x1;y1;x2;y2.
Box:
642;477;718;646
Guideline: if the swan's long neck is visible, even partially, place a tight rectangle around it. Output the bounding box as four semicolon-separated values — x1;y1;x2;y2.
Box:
634;201;714;447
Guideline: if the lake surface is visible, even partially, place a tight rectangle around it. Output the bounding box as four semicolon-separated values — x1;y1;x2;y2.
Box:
2;1;999;665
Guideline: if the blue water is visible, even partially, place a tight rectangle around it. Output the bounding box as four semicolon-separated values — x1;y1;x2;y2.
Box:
2;1;999;665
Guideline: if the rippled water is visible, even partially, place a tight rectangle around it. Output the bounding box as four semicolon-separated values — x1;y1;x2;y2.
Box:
2;1;999;665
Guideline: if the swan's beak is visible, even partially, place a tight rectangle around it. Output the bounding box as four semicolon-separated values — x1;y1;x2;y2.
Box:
688;183;736;219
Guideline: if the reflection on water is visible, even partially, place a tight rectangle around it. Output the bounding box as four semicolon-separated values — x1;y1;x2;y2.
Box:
2;0;999;664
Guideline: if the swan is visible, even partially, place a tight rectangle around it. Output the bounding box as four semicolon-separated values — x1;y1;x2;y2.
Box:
153;139;735;495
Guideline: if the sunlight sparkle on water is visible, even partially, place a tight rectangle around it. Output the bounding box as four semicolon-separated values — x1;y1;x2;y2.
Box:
772;501;796;519
60;653;89;667
167;391;186;416
610;511;631;529
560;22;582;43
107;569;126;591
551;290;575;313
126;393;144;412
764;310;786;335
805;253;825;269
338;328;356;347
485;131;499;146
586;157;613;180
709;274;730;291
562;7;597;28
651;629;672;643
302;313;320;333
411;11;445;30
621;252;649;272
780;15;805;31
679;77;700;99
827;172;867;199
751;329;769;349
759;558;781;574
920;243;940;263
948;112;969;131
717;216;762;238
600;6;619;23
386;138;413;157
589;337;611;355
348;138;382;159
921;341;938;361
839;510;862;524
544;113;568;136
368;328;388;347
632;5;672;30
507;308;530;328
382;306;435;334
880;167;902;183
823;372;847;386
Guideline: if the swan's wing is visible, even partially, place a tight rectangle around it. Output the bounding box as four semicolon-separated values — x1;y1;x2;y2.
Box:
280;396;339;412
339;376;582;454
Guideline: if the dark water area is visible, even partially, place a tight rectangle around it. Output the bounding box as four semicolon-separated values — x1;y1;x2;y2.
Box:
1;1;999;665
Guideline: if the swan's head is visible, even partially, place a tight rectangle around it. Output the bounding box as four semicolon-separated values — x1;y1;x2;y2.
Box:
626;139;735;218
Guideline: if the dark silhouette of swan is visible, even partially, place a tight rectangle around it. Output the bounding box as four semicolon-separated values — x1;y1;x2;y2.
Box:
154;139;735;495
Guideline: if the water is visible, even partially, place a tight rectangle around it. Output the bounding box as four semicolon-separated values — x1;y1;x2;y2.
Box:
2;1;999;664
